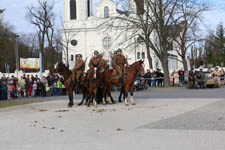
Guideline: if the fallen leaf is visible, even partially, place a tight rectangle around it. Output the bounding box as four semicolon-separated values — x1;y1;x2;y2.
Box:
117;128;122;131
39;109;48;112
55;110;69;112
218;117;224;121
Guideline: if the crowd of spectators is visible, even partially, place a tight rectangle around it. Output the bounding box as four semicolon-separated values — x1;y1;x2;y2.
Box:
0;73;66;101
136;67;225;89
136;69;165;88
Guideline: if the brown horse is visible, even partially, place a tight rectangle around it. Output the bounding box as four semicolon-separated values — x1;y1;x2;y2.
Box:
53;62;89;107
86;67;100;107
102;60;145;106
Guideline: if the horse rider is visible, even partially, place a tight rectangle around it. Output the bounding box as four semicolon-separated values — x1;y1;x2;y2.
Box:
87;50;101;81
72;54;84;82
98;54;108;86
112;48;129;83
99;54;108;71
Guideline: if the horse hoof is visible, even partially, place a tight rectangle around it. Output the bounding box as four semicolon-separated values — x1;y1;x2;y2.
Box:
77;103;82;106
131;103;136;105
68;104;73;108
119;100;122;103
125;104;129;106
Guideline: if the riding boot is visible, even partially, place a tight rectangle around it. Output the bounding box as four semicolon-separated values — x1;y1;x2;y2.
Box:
119;77;123;87
72;72;75;82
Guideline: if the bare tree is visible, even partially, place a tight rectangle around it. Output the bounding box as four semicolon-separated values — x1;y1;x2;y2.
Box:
0;9;5;14
60;19;79;67
109;0;185;87
26;0;55;70
171;0;208;71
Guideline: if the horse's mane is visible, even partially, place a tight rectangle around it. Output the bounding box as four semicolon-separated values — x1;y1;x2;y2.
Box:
130;60;142;68
58;62;72;75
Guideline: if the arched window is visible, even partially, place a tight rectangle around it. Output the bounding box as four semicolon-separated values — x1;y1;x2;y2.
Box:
103;37;111;49
137;52;140;59
87;0;91;17
142;52;145;59
71;55;74;61
70;0;77;20
104;6;109;18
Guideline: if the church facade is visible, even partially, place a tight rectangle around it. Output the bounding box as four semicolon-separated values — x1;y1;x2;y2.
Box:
63;0;187;72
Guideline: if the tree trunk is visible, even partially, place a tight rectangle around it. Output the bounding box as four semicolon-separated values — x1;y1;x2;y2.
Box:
66;46;69;68
146;45;153;69
160;56;170;87
182;56;188;71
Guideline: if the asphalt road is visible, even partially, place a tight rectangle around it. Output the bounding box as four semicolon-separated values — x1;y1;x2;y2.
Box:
1;86;225;150
16;86;225;102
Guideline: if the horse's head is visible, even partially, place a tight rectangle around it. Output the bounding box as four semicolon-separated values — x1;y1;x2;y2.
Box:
137;60;145;74
129;59;145;75
53;62;67;75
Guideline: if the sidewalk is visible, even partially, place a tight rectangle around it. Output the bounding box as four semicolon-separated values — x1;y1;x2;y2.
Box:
0;98;225;150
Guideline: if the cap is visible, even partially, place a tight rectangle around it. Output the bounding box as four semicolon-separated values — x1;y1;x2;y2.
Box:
77;54;82;58
94;50;99;55
117;48;122;52
99;54;103;58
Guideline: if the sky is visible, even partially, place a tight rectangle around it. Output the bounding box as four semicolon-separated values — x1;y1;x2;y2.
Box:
0;0;225;35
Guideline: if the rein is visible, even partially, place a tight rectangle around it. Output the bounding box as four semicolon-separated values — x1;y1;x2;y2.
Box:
60;70;71;82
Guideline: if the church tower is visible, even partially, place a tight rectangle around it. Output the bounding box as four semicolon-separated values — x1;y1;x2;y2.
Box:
64;0;93;21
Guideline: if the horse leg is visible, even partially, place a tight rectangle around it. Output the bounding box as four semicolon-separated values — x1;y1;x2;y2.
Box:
130;86;136;105
78;90;86;106
107;84;113;104
68;94;74;107
93;88;97;107
119;86;124;103
87;94;92;107
124;85;129;106
110;94;115;104
102;85;107;105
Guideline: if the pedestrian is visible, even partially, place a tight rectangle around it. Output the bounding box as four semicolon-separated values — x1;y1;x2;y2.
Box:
28;79;33;97
57;79;62;96
7;81;13;100
53;81;58;96
32;81;37;97
144;69;152;87
174;71;179;87
1;81;7;100
18;77;26;97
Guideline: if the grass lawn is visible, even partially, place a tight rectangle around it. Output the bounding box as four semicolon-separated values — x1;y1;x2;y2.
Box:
0;100;41;109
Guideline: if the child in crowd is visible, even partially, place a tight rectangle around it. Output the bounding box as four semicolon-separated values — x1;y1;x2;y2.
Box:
32;81;37;97
7;81;12;99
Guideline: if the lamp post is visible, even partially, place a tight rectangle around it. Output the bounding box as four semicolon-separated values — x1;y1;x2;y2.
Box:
15;35;19;78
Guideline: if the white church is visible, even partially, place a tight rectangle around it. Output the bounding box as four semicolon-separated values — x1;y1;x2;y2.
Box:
62;0;187;72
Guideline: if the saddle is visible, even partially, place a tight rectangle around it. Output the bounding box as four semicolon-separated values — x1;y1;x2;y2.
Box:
112;69;127;79
112;70;120;79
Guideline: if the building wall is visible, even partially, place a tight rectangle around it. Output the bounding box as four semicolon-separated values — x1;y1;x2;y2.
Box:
63;0;187;72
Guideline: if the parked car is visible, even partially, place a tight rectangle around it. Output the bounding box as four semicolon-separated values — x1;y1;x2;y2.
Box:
204;72;220;88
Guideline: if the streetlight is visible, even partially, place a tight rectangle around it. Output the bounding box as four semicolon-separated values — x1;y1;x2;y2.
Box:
15;35;19;78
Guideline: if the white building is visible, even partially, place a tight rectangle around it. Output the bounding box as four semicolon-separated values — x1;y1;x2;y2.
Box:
63;0;188;72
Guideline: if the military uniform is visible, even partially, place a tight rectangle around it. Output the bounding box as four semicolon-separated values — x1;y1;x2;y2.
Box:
87;51;101;80
72;55;84;82
112;52;128;78
99;58;108;73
